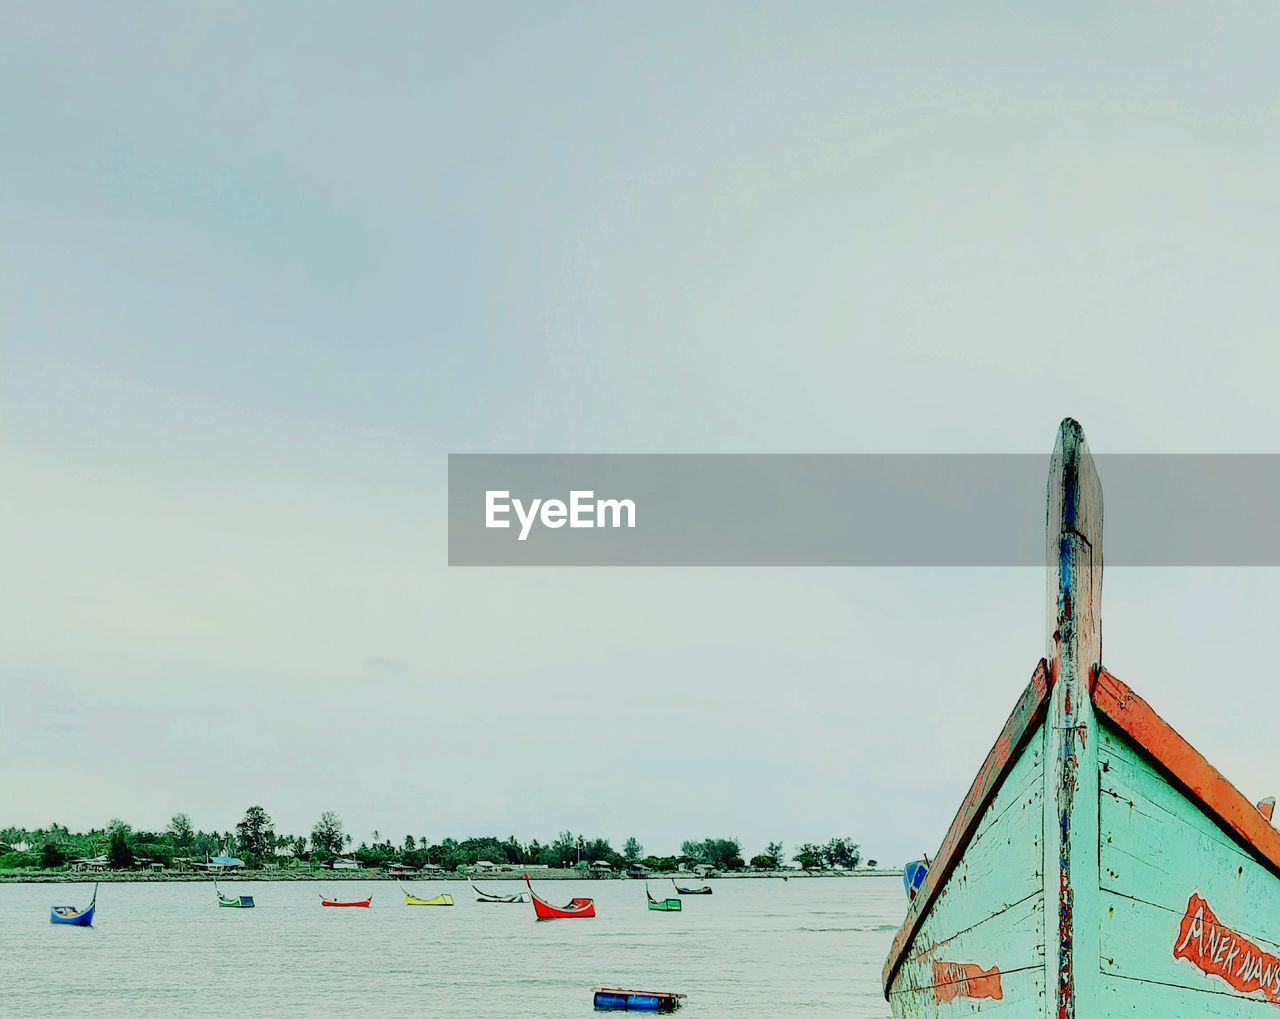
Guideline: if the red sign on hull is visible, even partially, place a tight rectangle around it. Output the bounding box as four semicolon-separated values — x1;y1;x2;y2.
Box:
1174;893;1280;1002
932;961;1003;1003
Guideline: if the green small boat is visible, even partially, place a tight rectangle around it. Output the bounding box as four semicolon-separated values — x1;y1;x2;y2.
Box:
646;884;681;912
215;880;254;908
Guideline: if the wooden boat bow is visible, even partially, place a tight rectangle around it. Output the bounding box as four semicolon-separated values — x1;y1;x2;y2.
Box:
883;418;1280;1017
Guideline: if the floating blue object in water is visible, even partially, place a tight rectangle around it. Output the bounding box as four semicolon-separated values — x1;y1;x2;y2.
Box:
592;987;684;1012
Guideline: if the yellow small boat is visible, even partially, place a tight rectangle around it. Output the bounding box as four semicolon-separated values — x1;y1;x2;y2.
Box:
400;884;454;906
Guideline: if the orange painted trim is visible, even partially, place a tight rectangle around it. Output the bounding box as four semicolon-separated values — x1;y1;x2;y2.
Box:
882;659;1054;996
932;962;1003;1003
1093;670;1280;877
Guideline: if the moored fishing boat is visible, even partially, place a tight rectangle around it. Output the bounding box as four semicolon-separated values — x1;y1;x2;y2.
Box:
320;894;373;907
50;883;97;926
646;884;681;912
400;884;453;906
523;873;595;920
884;418;1280;1016
215;879;255;908
670;878;711;895
471;882;529;903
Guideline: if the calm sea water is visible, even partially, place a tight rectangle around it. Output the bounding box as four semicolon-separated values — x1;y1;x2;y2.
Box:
0;877;902;1017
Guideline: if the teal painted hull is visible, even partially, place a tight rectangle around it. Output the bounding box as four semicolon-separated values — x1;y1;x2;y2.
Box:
886;699;1047;1014
1096;717;1280;1012
886;689;1280;1017
885;421;1280;1016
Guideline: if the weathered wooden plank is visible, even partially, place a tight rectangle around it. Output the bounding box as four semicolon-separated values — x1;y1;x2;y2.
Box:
888;736;1045;1017
1099;726;1280;952
889;962;1045;1016
1092;711;1280;1016
892;893;1046;997
1099;726;1252;863
882;658;1054;995
973;738;1044;848
893;744;1045;985
1100;973;1280;1016
1101;892;1280;1009
1100;795;1280;951
1093;669;1280;879
891;901;1047;1019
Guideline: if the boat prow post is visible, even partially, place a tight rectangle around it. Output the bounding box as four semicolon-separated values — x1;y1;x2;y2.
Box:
880;418;1107;1015
1044;416;1104;1019
1045;416;1103;676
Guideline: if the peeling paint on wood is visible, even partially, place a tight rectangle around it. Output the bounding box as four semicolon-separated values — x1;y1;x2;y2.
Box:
881;659;1052;997
1094;670;1280;878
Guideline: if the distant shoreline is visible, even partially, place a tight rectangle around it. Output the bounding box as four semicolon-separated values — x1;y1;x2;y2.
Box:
0;868;904;884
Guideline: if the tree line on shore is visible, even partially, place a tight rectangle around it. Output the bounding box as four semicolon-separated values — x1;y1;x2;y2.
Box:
0;810;877;874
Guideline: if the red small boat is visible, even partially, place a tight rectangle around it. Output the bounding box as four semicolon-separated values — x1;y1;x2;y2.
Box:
320;894;372;908
524;873;595;920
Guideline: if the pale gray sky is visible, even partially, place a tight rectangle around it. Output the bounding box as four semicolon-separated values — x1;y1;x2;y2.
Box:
3;3;1280;863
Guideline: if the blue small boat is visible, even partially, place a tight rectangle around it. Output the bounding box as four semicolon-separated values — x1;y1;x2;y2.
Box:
593;987;685;1012
50;883;97;927
902;858;928;900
